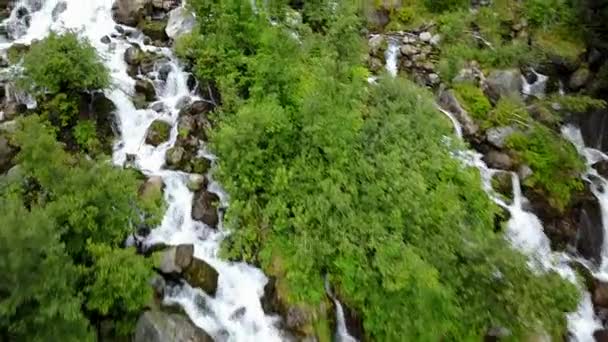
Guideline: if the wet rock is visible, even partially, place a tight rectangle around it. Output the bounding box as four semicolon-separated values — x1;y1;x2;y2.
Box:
165;7;195;39
593;160;608;179
192;189;219;228
484;69;523;102
229;307;246;321
138;19;169;42
135;79;156;101
491;171;513;203
187;174;208;192
486;126;517;149
576;199;604;265
145;120;171;146
134;310;213;342
185;100;212;116
124;44;143;65
139;176;163;200
580;108;608;153
100;35;111;44
286;306;311;334
517;164;533;181
158;63;172;81
184;260;218;296
150;274;166;300
595;329;608;342
113;0;151;26
150;101;166;113
437;88;479;137
569;66;590;91
595;281;608;309
51;1;67;20
483;150;513;170
175;95;191;110
165;146;184;167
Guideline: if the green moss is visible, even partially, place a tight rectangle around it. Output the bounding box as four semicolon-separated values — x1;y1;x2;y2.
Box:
533;29;585;65
506;125;585;211
137;20;168;41
453;83;492;121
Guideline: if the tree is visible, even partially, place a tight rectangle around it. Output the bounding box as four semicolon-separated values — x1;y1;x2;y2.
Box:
21;32;109;94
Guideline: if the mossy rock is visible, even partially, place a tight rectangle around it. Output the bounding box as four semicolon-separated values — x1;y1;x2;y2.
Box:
7;43;29;64
138;19;169;43
533;30;585;72
145;120;171;146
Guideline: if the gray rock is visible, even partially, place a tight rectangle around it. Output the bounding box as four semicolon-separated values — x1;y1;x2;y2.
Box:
165;7;196;40
160;244;219;296
113;0;151;26
437;88;479;137
187;174;207;192
124;45;143;66
175;95;191;110
100;35;111;44
569;67;591;90
135;79;156;101
368;34;385;56
518;164;533;180
134;311;213;342
486;126;517;149
427;73;440;85
484;69;523;101
482;150;513;170
419;31;432;42
165;146;184;167
51;1;67;21
400;44;418;57
150;101;166;113
430;34;441;46
158;63;172;81
192;189;219;228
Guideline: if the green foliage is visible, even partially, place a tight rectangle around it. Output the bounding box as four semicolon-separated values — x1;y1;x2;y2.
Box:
487;96;531;128
507;125;585;211
21;32;109;94
39;93;80;128
86;244;153;334
453;83;492;120
0;115;161;338
0;196;94;342
548;94;607;113
73;120;101;153
424;0;469;13
523;0;578;29
184;1;580;339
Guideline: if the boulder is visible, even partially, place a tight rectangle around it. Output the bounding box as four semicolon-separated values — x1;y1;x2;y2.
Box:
286;306;312;333
595;281;608;308
112;0;151;26
400;44;418;57
576;199;604;265
158;63;172;81
491;171;513;203
569;66;590;91
419;31;432;42
181;100;213;117
483;150;513;170
437;88;479;137
138;19;169;42
593;160;608;179
124;45;143;66
165;146;184;167
134;311;213;342
135;79;156;101
187;174;208;192
580;109;608;153
145;120;171;146
100;35;111;44
368;34;385;57
139;176;163;200
484;69;523;102
165;7;195;39
595;330;608;342
486;126;517;149
160;244;219;296
192;189;219;228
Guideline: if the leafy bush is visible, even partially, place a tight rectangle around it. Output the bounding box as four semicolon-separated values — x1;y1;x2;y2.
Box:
73;120;100;153
0;115;162;338
21;32;109;94
507;124;585;211
487;96;531;128
184;1;580;339
453;83;492;120
524;0;578;29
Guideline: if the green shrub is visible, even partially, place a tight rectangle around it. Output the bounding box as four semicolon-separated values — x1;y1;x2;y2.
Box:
21;32;109;94
507;124;585;211
487;96;531;128
424;0;469;13
73;120;100;153
453;83;492;120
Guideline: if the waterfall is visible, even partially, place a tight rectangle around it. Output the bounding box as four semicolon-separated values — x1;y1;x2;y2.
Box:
1;0;284;340
431;69;601;341
324;277;357;342
385;38;399;77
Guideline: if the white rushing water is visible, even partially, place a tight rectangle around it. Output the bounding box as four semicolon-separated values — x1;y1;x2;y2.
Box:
1;0;287;340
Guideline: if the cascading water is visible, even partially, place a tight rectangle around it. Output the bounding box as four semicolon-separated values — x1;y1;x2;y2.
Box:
1;0;287;340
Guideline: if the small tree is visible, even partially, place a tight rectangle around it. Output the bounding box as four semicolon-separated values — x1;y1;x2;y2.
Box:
21;32;109;94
